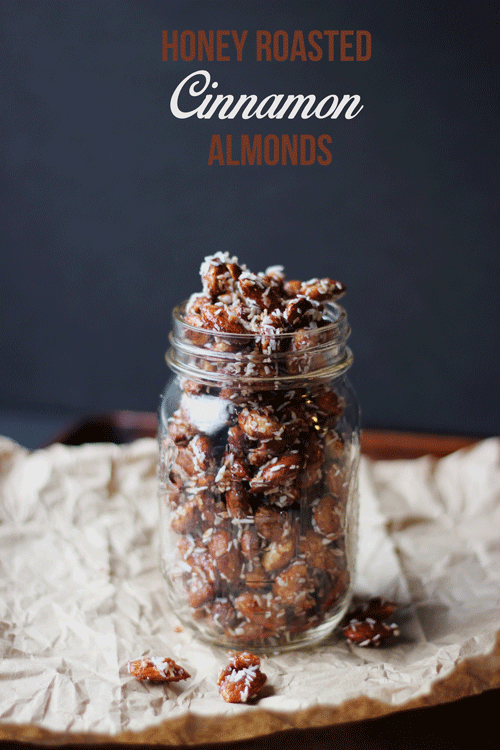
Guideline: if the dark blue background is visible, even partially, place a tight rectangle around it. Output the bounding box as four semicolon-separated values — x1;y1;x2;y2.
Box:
1;1;499;445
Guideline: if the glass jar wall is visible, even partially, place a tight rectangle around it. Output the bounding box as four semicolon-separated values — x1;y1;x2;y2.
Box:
158;301;360;651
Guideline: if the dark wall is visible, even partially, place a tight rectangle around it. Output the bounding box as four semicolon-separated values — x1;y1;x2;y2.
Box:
1;1;499;435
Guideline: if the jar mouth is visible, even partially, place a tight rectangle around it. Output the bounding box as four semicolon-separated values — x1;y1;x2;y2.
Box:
173;300;348;341
166;300;353;386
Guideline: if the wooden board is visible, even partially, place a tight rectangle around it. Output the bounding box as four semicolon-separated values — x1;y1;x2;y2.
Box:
50;410;481;460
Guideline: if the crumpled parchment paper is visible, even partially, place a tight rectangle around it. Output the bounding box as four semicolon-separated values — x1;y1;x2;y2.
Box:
0;435;499;745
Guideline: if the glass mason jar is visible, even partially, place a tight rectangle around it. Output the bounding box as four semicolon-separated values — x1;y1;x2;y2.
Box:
158;300;360;651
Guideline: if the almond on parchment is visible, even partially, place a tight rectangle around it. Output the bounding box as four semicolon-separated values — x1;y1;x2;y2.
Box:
127;656;190;682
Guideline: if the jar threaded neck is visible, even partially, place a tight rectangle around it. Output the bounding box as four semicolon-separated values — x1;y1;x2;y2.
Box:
166;301;353;387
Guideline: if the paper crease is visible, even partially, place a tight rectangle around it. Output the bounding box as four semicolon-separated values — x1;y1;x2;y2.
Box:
0;436;498;744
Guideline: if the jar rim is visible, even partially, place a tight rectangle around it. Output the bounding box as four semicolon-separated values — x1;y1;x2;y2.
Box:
166;300;353;386
172;299;349;343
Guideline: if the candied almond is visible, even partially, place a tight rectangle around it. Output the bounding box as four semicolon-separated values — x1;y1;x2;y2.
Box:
283;297;315;328
184;554;217;608
240;526;261;559
208;528;242;583
185;293;211;315
184;312;211;346
247;440;283;467
272;560;316;608
238;407;281;440
237;273;282;311
167;413;196;445
300;277;346;302
319;569;350;612
206;598;238;631
234;591;286;629
249;454;301;491
313;494;342;537
226;485;252;519
189;430;213;460
201;304;247;335
128;656;190;682
254;505;288;542
174;445;197;477
227;424;248;455
347;597;397;623
325;464;346;498
324;432;345;463
200;253;243;298
225;620;273;643
343;620;399;647
261;531;297;572
245;565;270;589
201;260;228;298
299;530;339;572
311;386;343;417
217;650;267;703
284;279;302;297
171;497;201;535
302;437;324;488
230;454;251;482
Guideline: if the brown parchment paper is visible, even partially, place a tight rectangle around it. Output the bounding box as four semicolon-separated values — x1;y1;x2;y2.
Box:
0;435;499;746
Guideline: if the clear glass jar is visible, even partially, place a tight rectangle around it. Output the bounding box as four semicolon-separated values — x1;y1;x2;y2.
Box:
158;301;360;651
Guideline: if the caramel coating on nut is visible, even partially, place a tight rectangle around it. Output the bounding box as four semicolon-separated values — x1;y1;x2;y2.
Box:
302;437;324;488
240;526;261;559
325;464;346;497
347;597;397;623
190;434;214;471
261;530;297;572
225;620;273;643
272;560;316;608
168;414;196;445
254;506;288;542
184;551;217;608
227;424;248;455
299;278;346;302
206;598;238;631
343;620;399;647
201;259;241;299
238;408;281;440
313;494;342;536
171;497;201;535
324;431;345;463
283;279;302;297
226;485;252;519
234;591;286;629
217;651;267;703
128;657;190;682
208;529;242;583
320;569;350;612
173;444;196;477
201;304;247;335
299;530;339;572
283;297;315;328
245;565;270;590
312;386;343;417
249;454;301;491
237;274;281;311
247;439;283;467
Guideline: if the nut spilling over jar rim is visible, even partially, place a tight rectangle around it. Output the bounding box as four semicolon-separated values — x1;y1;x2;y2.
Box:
166;252;352;386
189;252;345;336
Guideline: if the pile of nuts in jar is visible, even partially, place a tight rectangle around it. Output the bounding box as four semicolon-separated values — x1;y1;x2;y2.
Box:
163;252;357;647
